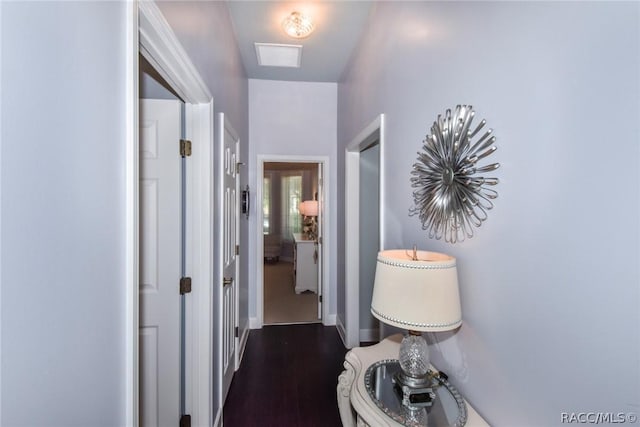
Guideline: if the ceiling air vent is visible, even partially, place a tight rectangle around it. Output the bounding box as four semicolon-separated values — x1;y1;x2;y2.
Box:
254;43;302;68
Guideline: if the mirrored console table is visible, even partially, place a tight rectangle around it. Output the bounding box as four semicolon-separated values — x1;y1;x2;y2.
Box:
337;335;488;427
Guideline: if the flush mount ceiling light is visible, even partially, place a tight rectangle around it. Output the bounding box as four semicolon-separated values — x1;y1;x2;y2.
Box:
281;11;315;39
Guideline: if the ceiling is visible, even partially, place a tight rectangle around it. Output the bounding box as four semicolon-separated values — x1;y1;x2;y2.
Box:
227;1;373;82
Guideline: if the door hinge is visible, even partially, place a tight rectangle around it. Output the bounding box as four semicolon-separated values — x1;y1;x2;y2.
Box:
236;162;244;174
180;139;192;157
235;326;239;338
179;414;191;427
235;245;240;255
180;277;192;295
319;295;323;303
318;236;323;245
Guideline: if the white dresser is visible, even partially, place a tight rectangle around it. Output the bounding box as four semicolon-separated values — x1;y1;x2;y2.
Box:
292;233;318;294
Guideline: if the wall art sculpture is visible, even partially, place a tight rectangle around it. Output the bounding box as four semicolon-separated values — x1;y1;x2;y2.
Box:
409;105;500;243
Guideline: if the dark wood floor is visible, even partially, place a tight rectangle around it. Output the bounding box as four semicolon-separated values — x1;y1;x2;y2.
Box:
223;324;348;427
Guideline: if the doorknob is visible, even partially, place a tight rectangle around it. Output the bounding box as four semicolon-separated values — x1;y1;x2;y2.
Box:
223;277;234;287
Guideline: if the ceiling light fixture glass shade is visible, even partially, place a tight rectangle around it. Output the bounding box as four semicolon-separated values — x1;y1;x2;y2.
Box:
282;11;314;39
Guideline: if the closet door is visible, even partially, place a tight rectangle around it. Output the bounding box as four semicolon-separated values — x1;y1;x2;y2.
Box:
139;98;182;427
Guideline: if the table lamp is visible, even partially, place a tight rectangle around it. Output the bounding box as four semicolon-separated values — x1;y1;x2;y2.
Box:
371;248;461;408
299;200;318;240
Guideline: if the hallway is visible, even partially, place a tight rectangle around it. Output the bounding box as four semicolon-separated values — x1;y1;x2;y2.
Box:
223;324;347;426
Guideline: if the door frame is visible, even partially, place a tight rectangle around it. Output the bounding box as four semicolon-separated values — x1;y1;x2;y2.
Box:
342;114;386;349
128;2;215;426
255;154;331;328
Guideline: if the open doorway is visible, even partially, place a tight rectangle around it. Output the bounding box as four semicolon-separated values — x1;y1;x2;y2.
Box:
261;161;323;325
342;114;385;348
139;54;186;427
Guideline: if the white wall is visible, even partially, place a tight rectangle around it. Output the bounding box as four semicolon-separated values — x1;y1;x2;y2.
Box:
155;2;247;141
1;2;130;425
156;1;250;338
338;2;639;425
248;79;337;324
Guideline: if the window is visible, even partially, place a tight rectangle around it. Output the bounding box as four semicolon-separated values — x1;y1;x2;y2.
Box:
281;175;302;240
263;177;271;234
262;170;304;240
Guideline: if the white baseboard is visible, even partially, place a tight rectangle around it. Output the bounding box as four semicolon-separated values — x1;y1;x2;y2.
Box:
213;408;221;427
336;316;347;347
237;326;250;367
359;328;379;343
251;314;336;328
323;313;336;326
249;317;261;329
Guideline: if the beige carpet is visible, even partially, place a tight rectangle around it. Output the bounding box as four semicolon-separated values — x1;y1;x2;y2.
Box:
264;261;319;325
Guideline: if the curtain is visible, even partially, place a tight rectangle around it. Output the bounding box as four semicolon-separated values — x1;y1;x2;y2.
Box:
280;174;302;241
263;176;271;234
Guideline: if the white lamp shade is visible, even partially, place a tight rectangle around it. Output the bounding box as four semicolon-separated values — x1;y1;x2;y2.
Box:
371;249;462;332
300;200;318;217
299;202;306;215
304;200;318;216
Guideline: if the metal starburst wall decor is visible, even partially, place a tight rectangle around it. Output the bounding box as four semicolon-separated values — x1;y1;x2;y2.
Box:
409;105;500;243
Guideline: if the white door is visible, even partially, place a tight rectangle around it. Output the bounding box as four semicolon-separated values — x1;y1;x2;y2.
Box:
316;163;324;319
139;99;182;427
221;114;240;402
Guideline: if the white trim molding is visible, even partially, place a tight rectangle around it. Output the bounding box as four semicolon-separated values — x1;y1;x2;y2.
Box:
249;317;261;330
256;155;332;329
125;2;139;426
138;1;211;103
185;101;215;427
324;314;337;326
336;316;347;346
